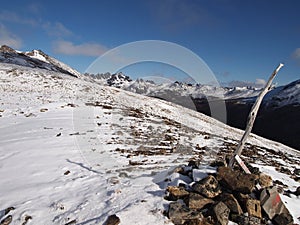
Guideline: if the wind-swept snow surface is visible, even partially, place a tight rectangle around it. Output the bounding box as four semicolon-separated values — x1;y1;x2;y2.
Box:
0;63;299;224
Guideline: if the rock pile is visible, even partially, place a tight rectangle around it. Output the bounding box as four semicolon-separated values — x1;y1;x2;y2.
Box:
165;161;295;225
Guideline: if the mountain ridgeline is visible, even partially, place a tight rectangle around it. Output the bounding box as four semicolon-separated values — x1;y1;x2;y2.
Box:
88;72;300;150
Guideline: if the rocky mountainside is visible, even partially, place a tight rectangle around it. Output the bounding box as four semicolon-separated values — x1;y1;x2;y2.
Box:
0;60;299;224
0;45;81;78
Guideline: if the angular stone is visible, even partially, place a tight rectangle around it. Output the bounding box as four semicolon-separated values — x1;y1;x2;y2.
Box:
168;202;202;225
245;199;261;218
233;215;261;225
260;186;293;221
185;192;214;210
0;215;12;225
104;214;120;225
212;202;230;225
258;173;273;189
295;186;300;196
221;193;243;215
183;218;212;225
272;212;294;225
166;186;189;201
192;175;221;198
217;167;258;194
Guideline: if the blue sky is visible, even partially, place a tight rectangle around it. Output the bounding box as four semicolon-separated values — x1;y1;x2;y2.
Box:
0;0;300;86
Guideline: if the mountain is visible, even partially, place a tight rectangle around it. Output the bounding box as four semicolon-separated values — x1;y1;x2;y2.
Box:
0;59;299;224
0;45;81;78
90;72;262;100
87;73;300;150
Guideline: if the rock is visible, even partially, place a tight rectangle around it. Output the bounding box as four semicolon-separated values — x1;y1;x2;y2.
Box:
168;202;202;225
192;175;221;198
40;108;48;112
22;215;32;225
295;186;300;196
294;168;300;176
104;214;120;225
166;186;189;201
183;218;211;225
217;166;258;194
192;166;217;182
0;215;12;225
212;202;230;225
272;212;294;225
260;186;293;222
4;207;14;215
220;193;243;215
233;214;261;225
188;159;201;169
64;219;76;225
245;199;261;218
258;173;273;189
185;192;214;210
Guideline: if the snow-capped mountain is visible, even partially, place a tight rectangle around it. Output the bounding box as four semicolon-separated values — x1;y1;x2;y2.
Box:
0;61;299;224
265;79;300;108
0;45;81;78
88;72;262;100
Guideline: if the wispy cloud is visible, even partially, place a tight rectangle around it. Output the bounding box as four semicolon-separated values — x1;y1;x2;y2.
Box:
53;40;108;56
42;22;73;37
0;10;37;26
228;78;266;88
0;10;72;38
292;48;300;63
0;23;22;48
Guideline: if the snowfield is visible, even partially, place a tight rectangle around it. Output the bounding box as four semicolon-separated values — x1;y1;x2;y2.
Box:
0;63;299;224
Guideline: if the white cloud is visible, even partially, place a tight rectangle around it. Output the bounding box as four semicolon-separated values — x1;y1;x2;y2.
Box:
228;78;266;88
292;48;300;59
43;22;72;37
53;40;107;56
255;78;266;87
0;24;22;49
0;11;37;26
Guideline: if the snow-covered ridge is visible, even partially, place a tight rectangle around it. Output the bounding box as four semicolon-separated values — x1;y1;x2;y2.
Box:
88;72;300;108
265;79;300;107
0;45;81;78
87;73;262;100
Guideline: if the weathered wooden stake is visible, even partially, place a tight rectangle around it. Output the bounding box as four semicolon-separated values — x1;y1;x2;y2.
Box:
228;63;284;169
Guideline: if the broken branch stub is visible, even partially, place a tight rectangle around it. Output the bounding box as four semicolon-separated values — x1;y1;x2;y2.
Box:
229;63;284;168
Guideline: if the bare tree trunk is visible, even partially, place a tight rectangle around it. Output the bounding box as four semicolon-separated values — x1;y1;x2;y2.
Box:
228;63;284;168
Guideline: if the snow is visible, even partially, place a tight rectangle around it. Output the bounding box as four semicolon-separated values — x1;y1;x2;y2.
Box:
0;63;299;224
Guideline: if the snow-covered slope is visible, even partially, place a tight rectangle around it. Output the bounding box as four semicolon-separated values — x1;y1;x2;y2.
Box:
0;45;81;78
265;79;300;108
24;49;81;78
0;63;299;224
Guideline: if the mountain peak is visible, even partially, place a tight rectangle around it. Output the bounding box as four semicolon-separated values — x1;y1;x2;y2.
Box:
0;45;16;53
0;45;81;78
